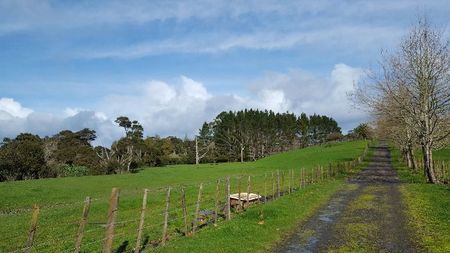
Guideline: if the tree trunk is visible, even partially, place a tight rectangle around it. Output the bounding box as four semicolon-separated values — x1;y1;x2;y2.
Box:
422;143;437;183
240;144;244;163
405;148;413;168
408;147;417;171
195;137;199;165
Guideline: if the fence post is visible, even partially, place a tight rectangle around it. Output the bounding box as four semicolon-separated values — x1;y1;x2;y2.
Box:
161;187;171;246
328;163;331;179
192;183;203;234
246;176;251;209
292;169;295;191
443;162;447;183
264;173;267;202
276;170;280;198
288;169;292;193
134;189;148;253
102;188;120;253
24;204;40;253
300;168;303;189
257;191;264;225
237;176;242;212
214;179;220;225
74;197;91;253
320;166;324;182
181;187;189;236
226;177;231;220
271;172;275;200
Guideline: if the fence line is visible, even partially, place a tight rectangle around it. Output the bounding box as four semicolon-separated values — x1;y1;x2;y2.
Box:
4;146;370;253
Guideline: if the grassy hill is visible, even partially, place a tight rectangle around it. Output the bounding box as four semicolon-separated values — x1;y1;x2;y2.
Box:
0;140;367;252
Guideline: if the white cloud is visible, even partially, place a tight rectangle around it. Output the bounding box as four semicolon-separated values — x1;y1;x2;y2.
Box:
64;107;80;117
0;101;120;145
75;26;403;59
0;64;368;145
249;64;368;130
0;98;33;118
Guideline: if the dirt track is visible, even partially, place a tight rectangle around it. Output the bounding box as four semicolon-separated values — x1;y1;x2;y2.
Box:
275;144;422;253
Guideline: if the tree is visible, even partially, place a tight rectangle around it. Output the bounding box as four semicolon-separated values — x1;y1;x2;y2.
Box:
0;133;47;181
111;116;145;173
350;123;372;140
195;122;215;165
298;113;309;147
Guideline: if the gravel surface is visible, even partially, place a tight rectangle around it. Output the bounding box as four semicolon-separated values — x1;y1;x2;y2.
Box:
275;144;422;253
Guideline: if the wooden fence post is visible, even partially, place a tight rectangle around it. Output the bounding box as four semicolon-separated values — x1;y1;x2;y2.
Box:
192;183;203;234
320;166;324;182
74;197;91;253
246;176;251;209
181;187;188;236
237;176;242;212
271;172;275;200
214;179;220;225
443;162;447;183
288;169;292;193
328;163;331;179
264;173;267;202
134;189;148;253
102;188;120;253
226;177;231;220
300;168;303;189
276;170;280;198
24;204;40;253
161;187;171;246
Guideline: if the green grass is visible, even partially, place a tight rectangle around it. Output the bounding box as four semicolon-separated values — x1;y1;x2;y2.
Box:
0;140;367;252
391;148;450;253
156;180;345;253
433;148;450;161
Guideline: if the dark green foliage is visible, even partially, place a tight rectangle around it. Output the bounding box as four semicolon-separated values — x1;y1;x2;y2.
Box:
46;128;101;176
203;109;341;162
349;123;372;140
308;114;341;144
0;133;47;181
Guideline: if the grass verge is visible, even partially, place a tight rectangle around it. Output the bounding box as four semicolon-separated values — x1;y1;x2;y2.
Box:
391;148;450;253
155;180;345;253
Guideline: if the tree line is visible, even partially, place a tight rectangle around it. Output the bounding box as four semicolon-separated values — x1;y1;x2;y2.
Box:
196;110;342;163
0;110;346;182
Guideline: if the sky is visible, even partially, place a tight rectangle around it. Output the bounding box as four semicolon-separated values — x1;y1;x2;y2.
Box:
1;0;449;146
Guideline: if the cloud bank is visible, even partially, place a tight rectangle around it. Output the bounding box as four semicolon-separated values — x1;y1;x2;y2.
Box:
0;64;367;146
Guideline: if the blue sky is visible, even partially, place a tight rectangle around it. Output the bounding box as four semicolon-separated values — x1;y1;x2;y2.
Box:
0;0;449;145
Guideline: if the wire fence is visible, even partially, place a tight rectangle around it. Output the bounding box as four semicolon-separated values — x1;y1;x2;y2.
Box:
1;145;370;253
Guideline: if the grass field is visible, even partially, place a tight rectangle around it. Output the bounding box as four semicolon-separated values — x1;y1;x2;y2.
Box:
391;148;450;253
0;140;367;252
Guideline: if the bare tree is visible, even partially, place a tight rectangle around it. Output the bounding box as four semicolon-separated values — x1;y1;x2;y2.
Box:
195;136;214;165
